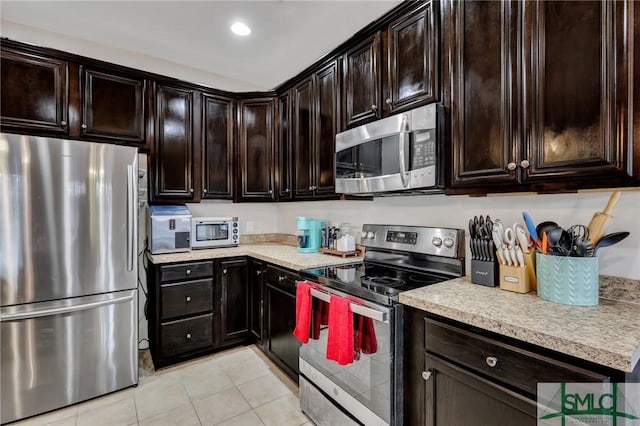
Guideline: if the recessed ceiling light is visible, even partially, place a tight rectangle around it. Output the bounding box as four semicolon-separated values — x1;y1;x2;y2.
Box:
231;22;251;36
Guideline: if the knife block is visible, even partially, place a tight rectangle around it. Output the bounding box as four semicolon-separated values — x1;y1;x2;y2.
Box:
471;260;499;287
499;263;531;293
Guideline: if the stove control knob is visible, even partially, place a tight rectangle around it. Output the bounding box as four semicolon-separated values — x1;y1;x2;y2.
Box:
366;231;376;240
444;237;455;248
432;237;442;247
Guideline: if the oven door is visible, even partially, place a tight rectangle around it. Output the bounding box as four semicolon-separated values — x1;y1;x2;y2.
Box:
299;287;392;426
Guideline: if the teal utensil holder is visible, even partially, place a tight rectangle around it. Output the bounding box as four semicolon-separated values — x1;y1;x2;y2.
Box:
536;253;599;306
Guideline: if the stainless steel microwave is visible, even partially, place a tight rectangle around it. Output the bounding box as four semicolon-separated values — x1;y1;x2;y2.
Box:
335;103;443;195
191;217;239;249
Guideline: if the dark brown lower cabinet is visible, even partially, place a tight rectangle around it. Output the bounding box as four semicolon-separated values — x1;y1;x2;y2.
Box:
424;353;536;426
264;266;301;381
404;308;636;426
249;260;267;344
219;258;249;344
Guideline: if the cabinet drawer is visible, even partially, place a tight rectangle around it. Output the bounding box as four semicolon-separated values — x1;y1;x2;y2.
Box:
160;279;213;320
160;313;214;358
266;266;298;292
424;318;609;396
160;261;213;283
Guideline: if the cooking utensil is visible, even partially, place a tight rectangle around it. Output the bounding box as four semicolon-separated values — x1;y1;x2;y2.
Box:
541;232;548;255
504;228;518;266
492;230;506;265
547;227;572;255
592;232;630;256
522;212;539;243
587;191;621;244
567;224;592;257
536;221;559;242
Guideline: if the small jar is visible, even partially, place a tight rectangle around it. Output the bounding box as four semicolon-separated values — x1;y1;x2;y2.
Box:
336;223;356;252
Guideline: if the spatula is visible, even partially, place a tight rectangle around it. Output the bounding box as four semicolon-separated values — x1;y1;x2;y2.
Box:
587;191;621;244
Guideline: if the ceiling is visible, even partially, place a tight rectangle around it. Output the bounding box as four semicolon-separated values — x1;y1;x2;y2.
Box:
0;1;402;91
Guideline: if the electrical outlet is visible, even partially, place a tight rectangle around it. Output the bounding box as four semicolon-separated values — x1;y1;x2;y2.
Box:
246;221;255;233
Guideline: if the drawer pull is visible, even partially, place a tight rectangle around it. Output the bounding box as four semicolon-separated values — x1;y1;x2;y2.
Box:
278;276;285;282
256;270;262;275
186;333;192;340
486;356;498;368
223;269;227;274
422;370;433;381
186;269;191;275
186;296;191;302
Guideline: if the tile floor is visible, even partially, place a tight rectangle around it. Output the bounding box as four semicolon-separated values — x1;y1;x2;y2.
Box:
10;345;311;426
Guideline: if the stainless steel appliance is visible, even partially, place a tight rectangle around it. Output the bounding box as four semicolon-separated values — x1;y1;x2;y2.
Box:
148;205;191;254
0;134;139;424
299;224;465;426
335;104;444;195
191;216;239;249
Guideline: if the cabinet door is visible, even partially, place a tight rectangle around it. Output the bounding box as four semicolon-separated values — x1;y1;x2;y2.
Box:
293;78;314;198
386;2;438;113
343;33;381;128
449;0;520;187
153;84;195;200
249;260;266;343
424;354;537;426
202;94;234;199
266;282;300;378
277;92;293;199
220;258;249;343
314;60;339;196
522;0;633;182
238;98;275;200
82;68;145;143
0;48;68;134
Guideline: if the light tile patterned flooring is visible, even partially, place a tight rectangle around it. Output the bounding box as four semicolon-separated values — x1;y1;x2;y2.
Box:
10;345;312;426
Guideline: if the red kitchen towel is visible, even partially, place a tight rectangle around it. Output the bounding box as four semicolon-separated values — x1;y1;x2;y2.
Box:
293;281;314;343
326;295;354;365
354;315;378;360
311;298;329;340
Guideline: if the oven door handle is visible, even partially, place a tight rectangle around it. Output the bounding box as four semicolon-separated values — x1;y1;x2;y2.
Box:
309;288;388;323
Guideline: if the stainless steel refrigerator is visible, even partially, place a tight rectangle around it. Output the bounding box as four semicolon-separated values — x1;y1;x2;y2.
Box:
0;134;139;424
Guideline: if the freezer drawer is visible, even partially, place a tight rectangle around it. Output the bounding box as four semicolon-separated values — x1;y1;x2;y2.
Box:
0;290;138;424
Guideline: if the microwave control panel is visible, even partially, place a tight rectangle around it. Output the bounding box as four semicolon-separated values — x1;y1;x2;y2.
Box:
411;130;436;170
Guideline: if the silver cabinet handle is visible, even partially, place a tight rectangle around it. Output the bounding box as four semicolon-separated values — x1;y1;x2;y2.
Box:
186;333;192;340
186;296;191;302
371;104;378;111
422;370;433;381
284;188;290;193
223;269;227;274
385;98;392;105
189;188;194;193
268;189;273;194
520;159;530;169
506;162;517;171
486;356;498;367
203;189;208;193
81;123;88;129
256;270;262;275
278;276;285;282
60;120;67;126
186;269;191;275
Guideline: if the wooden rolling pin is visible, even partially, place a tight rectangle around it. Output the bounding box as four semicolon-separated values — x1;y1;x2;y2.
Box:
587;191;621;243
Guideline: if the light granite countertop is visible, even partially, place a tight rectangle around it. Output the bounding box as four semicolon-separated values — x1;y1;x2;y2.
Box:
399;276;640;372
147;244;363;271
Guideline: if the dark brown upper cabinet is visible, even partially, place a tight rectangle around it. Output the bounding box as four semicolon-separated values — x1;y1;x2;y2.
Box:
343;1;439;129
201;93;234;199
385;1;438;113
292;60;340;199
152;84;196;201
81;68;145;144
1;47;69;134
449;0;636;191
237;97;276;201
277;92;293;200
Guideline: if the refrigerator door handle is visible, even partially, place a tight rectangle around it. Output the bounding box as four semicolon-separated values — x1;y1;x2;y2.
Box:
0;293;135;322
127;164;135;271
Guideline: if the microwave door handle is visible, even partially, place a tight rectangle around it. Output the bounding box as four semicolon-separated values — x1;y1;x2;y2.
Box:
398;114;409;188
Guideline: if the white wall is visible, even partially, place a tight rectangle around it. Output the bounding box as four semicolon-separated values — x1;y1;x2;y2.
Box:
275;190;640;280
0;21;263;92
187;201;278;235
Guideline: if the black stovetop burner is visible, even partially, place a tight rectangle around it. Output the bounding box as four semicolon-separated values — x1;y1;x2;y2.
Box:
300;261;451;305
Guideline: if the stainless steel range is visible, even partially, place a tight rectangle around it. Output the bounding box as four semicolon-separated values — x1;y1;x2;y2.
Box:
298;224;465;426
